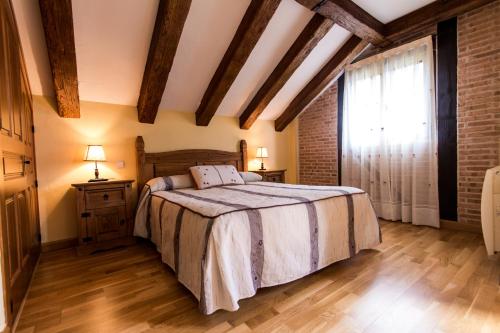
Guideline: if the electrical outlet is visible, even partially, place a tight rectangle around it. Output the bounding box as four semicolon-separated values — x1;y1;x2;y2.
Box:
116;160;125;169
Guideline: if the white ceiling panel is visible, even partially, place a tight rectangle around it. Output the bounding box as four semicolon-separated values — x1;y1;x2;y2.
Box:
72;0;158;105
215;0;313;117
260;25;351;120
159;0;251;112
352;0;435;24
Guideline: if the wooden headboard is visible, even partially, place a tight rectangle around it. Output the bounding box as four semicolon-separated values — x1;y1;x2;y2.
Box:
135;136;248;193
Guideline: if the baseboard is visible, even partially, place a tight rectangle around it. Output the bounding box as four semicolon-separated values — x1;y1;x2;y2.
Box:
41;238;78;253
441;219;482;234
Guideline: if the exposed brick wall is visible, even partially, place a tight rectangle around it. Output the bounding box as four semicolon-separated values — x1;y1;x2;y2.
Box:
298;83;338;185
457;1;500;225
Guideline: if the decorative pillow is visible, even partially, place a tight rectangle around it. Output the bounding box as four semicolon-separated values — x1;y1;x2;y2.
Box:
144;176;169;193
163;174;194;190
239;171;263;183
143;174;194;194
189;165;245;189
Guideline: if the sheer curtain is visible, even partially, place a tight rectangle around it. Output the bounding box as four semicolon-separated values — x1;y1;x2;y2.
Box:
341;37;439;227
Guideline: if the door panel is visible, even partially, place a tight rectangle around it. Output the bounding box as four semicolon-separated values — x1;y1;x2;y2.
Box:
11;67;23;142
23;85;32;147
0;3;12;136
5;196;20;283
16;192;31;264
26;186;40;251
0;0;41;326
2;152;24;179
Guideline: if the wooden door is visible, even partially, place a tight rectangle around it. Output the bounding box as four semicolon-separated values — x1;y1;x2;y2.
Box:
0;0;41;325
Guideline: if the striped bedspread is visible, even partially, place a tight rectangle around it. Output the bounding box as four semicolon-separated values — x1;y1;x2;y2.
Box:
134;182;381;314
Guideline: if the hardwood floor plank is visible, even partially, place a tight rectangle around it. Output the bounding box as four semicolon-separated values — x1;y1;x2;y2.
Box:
16;222;499;332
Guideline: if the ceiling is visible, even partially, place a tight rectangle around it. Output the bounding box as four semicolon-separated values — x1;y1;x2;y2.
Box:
12;0;435;121
352;0;435;24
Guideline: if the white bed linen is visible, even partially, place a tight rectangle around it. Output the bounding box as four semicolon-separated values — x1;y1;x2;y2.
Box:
134;182;381;314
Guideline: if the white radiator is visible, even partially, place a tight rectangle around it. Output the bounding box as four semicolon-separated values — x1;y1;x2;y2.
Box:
481;166;500;255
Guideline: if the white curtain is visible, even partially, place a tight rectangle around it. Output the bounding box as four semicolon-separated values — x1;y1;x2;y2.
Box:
341;37;439;228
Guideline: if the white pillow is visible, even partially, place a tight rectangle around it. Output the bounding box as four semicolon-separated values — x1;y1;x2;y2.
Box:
189;165;245;190
163;174;194;190
239;171;263;182
144;174;194;193
144;176;169;193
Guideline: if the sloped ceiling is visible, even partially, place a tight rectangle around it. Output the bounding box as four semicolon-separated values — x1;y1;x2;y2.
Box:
72;0;158;106
12;0;436;121
159;0;251;113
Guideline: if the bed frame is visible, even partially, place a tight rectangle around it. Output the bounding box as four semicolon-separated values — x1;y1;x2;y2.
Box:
135;136;248;194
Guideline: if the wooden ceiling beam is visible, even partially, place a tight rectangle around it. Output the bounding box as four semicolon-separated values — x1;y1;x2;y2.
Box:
295;0;385;45
137;0;191;124
275;36;368;132
195;0;281;126
39;0;79;118
239;14;333;129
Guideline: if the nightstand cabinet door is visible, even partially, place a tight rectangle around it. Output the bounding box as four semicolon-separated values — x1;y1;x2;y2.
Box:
91;206;127;242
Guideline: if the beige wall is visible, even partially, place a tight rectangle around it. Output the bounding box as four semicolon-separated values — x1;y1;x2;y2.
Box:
33;96;298;243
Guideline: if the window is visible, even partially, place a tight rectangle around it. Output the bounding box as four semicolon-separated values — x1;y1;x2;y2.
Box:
341;37;440;228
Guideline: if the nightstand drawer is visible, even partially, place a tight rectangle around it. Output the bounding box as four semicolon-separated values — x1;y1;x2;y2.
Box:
253;170;286;183
85;188;125;209
265;174;283;183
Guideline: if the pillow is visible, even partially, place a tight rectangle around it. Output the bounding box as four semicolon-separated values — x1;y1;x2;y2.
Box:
163;174;194;190
143;174;194;194
144;176;169;193
189;165;245;189
239;171;263;183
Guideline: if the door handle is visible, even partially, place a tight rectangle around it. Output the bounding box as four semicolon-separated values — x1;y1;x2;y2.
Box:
23;160;31;164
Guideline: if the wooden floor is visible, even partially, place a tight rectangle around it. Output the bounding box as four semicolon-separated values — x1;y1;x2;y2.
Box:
16;221;500;333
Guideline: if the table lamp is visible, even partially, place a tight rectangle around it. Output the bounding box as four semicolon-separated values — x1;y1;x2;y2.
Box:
256;147;268;171
84;145;108;182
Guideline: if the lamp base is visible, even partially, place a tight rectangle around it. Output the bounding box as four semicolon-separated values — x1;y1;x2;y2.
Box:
259;162;266;171
88;178;108;182
89;166;107;182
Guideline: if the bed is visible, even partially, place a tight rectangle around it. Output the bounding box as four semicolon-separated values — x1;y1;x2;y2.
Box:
134;136;381;315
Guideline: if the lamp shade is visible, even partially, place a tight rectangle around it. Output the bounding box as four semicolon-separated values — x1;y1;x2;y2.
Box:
84;145;106;161
256;147;268;158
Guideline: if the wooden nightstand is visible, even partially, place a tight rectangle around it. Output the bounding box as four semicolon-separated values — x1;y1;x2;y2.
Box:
72;180;135;255
253;170;286;183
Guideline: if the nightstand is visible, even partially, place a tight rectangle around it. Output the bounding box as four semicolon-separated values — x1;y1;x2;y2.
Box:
72;180;135;255
253;170;286;183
